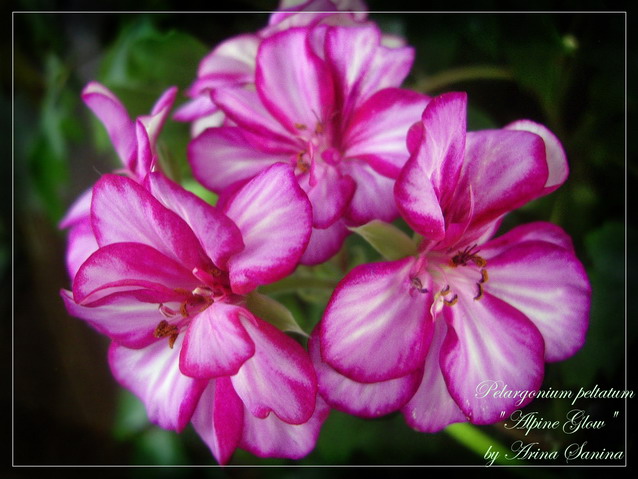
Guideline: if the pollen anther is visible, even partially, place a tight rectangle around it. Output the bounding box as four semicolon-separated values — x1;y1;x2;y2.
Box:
451;244;487;268
474;282;484;301
480;268;489;283
444;295;458;306
411;277;428;294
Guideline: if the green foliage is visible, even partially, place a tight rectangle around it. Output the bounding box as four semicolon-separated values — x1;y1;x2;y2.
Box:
25;54;82;222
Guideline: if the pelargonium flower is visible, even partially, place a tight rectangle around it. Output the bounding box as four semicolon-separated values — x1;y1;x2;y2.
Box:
61;163;328;464
188;24;429;265
174;0;403;136
312;92;591;431
59;82;177;278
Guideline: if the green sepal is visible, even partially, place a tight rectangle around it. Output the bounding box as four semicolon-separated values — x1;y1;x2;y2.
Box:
245;291;308;337
350;220;418;260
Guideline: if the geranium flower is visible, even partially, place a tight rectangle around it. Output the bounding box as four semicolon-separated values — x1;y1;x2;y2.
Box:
61;163;327;463
188;24;429;265
173;0;403;136
59;82;177;277
312;92;591;431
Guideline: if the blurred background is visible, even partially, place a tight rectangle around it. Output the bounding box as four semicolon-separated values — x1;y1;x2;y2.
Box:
8;2;635;476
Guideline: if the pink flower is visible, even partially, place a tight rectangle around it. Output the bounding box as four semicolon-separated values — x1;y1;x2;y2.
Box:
61;163;328;464
59;82;177;278
188;24;429;265
174;0;397;136
312;92;591;431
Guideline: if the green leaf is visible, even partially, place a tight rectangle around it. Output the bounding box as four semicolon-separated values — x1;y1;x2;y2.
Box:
350;220;417;261
558;221;626;387
245;291;308;337
112;389;150;441
99;18;208;95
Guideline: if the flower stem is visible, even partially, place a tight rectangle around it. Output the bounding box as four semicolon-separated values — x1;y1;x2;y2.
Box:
413;65;514;94
444;422;513;465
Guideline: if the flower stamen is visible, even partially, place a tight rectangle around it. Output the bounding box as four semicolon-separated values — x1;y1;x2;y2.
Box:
154;319;180;349
443;294;458;306
411;276;428;294
450;244;487;268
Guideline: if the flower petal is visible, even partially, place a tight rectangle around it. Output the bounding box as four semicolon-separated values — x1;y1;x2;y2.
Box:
195;33;259;88
440;292;545;424
147;172;244;270
173;95;217;122
358;43;414;102
64;217;98;279
395;92;468;240
109;337;208;432
139;86;177;149
224;163;312;294
256;27;334;134
310;335;422;418
91;174;209;270
230;313;317;425
61;289;165;349
81;82;135;168
344;88;430;178
324;24;379;115
479;221;575;256
180;303;256;379
341;160;398;225
212;87;297;148
394;162;445;241
481;230;591;362
73;242;198;305
401;319;466;432
188;127;288;193
191;378;244;465
319;257;431;382
239;396;330;460
59;187;92;229
459;129;548;230
301;164;355;229
300;220;350;266
506;119;568;194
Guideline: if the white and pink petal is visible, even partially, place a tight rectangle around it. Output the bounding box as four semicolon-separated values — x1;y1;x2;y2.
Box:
256;27;334;135
401;319;466;432
319;257;431;383
188;127;288;193
91;174;209;270
230;313;317;425
300;220;350;266
310;335;423;418
61;288;171;349
506;119;568;194
440;292;545;425
191;377;244;465
82;82;135;168
481;234;590;362
224;163;312;294
239;396;330;460
147;172;245;270
72;242;198;305
180;303;256;379
344;88;430;178
109;337;208;432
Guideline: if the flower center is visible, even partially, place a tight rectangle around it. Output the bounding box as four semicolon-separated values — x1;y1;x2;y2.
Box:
410;244;489;311
291;117;342;184
153;266;232;348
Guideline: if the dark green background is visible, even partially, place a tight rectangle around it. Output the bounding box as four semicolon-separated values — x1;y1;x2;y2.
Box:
9;2;635;476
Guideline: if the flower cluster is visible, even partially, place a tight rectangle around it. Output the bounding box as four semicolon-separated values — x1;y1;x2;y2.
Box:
61;1;591;465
